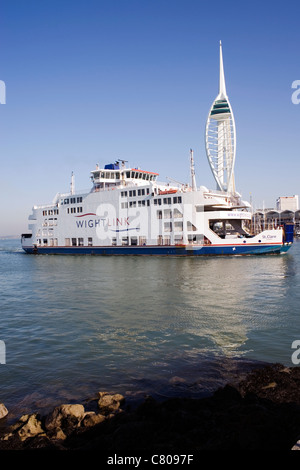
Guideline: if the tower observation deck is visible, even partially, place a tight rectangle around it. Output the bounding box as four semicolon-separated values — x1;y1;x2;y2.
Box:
205;41;236;194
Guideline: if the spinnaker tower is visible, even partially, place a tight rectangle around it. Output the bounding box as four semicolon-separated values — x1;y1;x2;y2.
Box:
205;41;236;194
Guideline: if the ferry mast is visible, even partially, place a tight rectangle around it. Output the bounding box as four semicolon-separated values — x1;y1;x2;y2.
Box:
205;41;236;194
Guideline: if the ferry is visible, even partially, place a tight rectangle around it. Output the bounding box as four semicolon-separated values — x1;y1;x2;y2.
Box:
21;44;293;256
21;155;293;256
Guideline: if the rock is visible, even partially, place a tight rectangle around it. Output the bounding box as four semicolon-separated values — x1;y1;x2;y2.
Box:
17;414;45;441
98;393;124;414
45;404;85;434
169;376;186;384
2;414;45;442
0;404;8;420
81;412;105;428
49;428;67;441
262;382;277;390
292;440;300;450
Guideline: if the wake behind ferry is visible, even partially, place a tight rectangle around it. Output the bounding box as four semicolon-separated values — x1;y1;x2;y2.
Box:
21;43;293;256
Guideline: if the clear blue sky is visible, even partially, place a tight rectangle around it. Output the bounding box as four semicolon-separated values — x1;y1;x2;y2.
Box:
1;0;300;236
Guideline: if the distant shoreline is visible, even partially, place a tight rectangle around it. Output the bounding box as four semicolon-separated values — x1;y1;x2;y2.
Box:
0;236;19;240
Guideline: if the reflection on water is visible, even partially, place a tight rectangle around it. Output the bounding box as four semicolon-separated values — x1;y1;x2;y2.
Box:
0;239;299;419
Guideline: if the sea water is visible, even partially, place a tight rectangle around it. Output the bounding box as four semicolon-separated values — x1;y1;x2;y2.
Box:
0;238;299;421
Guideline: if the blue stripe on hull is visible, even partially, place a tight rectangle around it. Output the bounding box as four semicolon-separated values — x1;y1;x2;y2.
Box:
23;243;290;256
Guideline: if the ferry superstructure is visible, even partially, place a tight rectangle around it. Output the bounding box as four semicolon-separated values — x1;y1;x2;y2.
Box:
21;44;293;256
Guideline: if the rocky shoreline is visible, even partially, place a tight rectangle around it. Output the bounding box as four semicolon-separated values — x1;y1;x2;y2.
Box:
0;363;300;452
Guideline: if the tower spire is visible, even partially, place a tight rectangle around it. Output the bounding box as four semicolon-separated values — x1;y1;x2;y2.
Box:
219;40;227;99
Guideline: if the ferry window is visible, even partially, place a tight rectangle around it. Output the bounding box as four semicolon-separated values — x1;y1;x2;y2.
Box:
133;190;136;197
77;197;82;203
164;222;172;232
65;238;70;246
54;238;58;246
173;208;183;218
122;237;129;246
154;199;157;205
147;188;150;195
138;200;146;207
43;239;48;246
139;172;143;179
64;199;69;204
100;172;105;178
178;196;182;203
49;239;54;247
121;202;128;209
72;238;77;246
131;237;138;246
157;235;163;245
187;221;197;231
147;200;150;206
88;237;93;247
139;236;146;245
129;191;132;197
157;210;162;219
129;201;136;207
116;172;120;179
174;221;183;232
164;209;172;219
126;171;130;178
112;238;117;246
143;173;147;180
77;207;83;213
158;198;161;206
78;238;84;246
164;236;171;245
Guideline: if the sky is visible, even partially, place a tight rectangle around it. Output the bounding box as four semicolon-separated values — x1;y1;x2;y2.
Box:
1;0;300;236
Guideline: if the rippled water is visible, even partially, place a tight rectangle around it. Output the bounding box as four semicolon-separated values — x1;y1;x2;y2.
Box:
0;238;299;421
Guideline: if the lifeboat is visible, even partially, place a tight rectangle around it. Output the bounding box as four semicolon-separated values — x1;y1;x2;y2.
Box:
158;189;178;195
